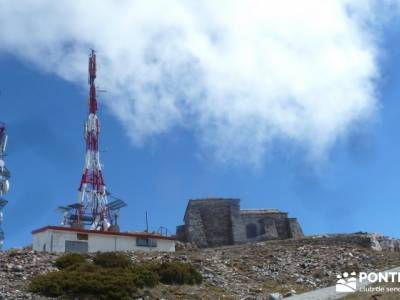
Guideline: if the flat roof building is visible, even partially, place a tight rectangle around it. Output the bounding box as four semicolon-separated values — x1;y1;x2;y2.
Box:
32;226;175;253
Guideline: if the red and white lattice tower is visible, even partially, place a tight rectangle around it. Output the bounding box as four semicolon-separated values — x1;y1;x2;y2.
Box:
0;122;10;250
77;49;110;230
59;50;126;231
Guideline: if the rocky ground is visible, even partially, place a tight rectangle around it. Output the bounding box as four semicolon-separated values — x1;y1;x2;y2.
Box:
1;233;400;300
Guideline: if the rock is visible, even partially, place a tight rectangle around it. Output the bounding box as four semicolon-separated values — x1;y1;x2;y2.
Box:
283;289;296;297
295;277;304;284
13;264;23;272
370;235;382;251
2;233;400;299
269;292;283;300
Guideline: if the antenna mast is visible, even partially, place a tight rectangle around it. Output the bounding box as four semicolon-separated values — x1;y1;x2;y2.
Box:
0;122;10;250
59;50;126;231
78;49;109;230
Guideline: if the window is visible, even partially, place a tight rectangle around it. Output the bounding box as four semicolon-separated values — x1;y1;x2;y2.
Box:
136;238;157;247
77;233;88;240
246;223;258;239
65;240;88;253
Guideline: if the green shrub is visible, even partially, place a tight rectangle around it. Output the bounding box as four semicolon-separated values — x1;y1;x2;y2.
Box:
54;252;86;270
30;268;138;300
29;272;64;298
30;254;202;299
64;261;101;272
93;252;132;268
157;261;202;285
131;264;159;288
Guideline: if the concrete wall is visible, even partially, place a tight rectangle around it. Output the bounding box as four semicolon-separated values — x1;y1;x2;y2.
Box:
33;231;52;252
33;229;175;253
52;230;78;252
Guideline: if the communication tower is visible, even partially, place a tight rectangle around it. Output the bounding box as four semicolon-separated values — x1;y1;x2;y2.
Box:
59;50;126;231
0;122;10;250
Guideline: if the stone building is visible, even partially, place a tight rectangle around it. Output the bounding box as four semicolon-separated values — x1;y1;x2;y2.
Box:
176;198;303;248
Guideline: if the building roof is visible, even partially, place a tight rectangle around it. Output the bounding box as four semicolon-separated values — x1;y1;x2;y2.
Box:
32;226;176;241
184;197;240;220
182;198;287;221
240;209;285;214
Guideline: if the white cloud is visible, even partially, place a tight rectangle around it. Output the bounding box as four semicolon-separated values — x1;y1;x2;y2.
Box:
0;0;392;165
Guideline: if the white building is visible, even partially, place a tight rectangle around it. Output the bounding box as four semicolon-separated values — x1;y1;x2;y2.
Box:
32;226;175;253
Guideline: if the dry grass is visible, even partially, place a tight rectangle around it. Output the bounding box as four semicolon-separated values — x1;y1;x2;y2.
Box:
262;278;310;295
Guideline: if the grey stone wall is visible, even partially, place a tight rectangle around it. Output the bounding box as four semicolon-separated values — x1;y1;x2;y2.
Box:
184;205;208;247
268;212;290;239
230;201;246;243
177;198;304;248
239;211;291;240
288;218;304;239
197;200;234;247
182;199;238;247
176;225;187;242
262;217;279;239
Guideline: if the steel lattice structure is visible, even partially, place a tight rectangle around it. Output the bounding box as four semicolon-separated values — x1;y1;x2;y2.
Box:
60;50;125;231
0;122;10;250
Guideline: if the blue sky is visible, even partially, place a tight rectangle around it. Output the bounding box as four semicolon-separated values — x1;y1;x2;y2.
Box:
1;1;400;248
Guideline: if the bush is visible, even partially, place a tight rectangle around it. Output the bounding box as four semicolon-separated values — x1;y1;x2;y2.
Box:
64;261;101;272
93;252;132;268
157;261;202;285
131;264;159;288
30;254;202;299
30;268;139;300
29;272;64;298
55;253;86;270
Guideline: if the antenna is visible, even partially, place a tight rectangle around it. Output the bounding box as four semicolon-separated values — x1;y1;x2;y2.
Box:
158;226;168;236
0;122;10;250
145;211;149;233
59;50;126;231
